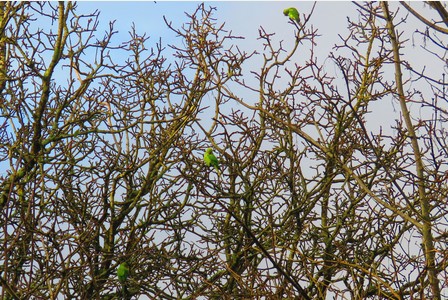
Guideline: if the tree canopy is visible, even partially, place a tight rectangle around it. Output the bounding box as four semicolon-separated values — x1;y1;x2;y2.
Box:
1;2;448;299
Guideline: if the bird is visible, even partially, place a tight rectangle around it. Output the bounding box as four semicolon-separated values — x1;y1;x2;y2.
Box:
117;262;130;284
283;7;300;25
204;148;221;175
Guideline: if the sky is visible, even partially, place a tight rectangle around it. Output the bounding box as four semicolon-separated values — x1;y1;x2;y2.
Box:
71;1;445;108
3;1;444;178
74;1;355;53
69;1;366;139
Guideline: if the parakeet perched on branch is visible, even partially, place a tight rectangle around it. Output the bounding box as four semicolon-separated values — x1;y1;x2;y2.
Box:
204;148;221;175
283;7;300;24
117;262;129;284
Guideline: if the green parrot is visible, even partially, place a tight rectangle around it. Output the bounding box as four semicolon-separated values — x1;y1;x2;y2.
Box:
204;148;221;175
283;7;300;24
117;262;129;284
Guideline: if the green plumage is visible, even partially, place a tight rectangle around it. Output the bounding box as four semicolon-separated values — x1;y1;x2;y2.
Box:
283;7;300;24
117;262;129;284
204;148;221;175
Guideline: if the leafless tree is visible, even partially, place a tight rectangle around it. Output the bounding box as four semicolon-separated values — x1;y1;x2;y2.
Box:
0;1;447;299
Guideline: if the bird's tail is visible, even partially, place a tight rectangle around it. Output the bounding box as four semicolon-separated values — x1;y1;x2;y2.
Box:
121;284;129;299
214;165;221;176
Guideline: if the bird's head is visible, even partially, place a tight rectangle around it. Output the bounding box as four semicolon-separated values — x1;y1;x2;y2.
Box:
205;148;213;154
283;8;290;16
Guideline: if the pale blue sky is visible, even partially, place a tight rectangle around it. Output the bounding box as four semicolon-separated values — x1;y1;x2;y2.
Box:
70;1;362;113
71;1;443;85
2;2;445;175
74;1;355;53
